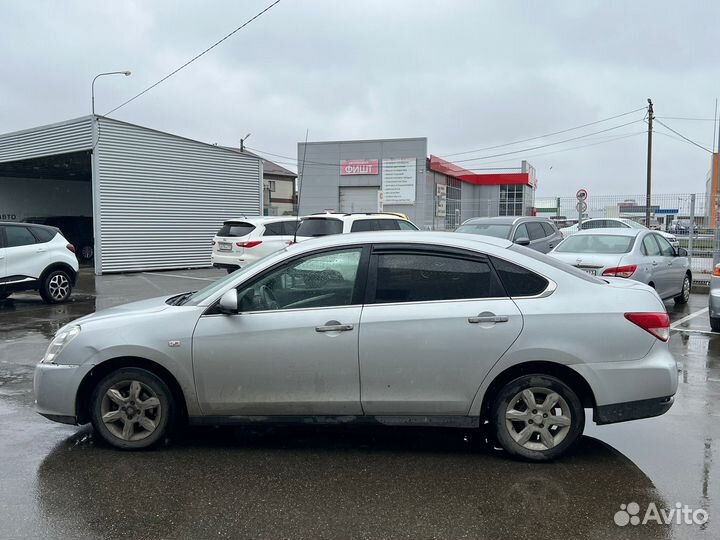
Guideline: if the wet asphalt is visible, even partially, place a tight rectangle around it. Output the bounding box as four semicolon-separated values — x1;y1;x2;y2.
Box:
0;268;718;540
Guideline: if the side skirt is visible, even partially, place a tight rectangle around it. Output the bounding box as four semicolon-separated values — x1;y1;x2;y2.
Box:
189;415;480;429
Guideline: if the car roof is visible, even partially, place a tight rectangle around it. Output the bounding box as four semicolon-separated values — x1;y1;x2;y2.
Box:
2;221;59;231
306;213;409;220
224;216;300;224
461;216;551;225
572;227;644;237
289;230;512;251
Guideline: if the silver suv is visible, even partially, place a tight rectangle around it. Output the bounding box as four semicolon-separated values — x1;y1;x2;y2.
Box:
34;231;676;461
456;216;563;253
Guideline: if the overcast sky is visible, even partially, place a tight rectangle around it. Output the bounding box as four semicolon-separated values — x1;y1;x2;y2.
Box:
2;0;719;197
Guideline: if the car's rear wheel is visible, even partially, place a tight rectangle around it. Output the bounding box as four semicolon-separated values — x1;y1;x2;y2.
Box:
674;274;691;304
711;316;720;333
90;368;173;450
39;269;73;304
492;374;584;461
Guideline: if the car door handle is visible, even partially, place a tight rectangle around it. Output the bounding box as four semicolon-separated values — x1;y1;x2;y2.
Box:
36;248;47;253
468;314;509;324
315;323;354;332
548;243;555;248
652;260;658;266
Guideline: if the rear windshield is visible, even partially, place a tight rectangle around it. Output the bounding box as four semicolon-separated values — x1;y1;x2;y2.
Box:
455;223;512;239
296;218;343;237
556;234;634;254
217;222;255;237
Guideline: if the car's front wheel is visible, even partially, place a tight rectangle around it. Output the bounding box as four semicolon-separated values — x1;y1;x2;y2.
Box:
90;368;174;449
674;274;691;305
40;269;73;304
492;374;584;461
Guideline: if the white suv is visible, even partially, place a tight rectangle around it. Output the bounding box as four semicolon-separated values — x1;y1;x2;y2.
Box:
0;222;79;303
295;213;419;240
211;216;301;273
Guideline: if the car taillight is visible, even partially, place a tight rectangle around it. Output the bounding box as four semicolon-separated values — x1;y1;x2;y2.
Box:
66;243;76;253
713;264;720;277
624;312;670;342
602;265;637;278
236;241;262;248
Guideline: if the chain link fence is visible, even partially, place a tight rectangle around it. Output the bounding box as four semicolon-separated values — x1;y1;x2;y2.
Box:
425;192;720;285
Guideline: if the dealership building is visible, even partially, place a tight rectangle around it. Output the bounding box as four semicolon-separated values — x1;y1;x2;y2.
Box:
297;137;536;230
0;116;263;274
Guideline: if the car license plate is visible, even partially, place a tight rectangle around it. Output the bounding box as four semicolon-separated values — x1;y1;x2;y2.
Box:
218;242;232;252
580;268;597;276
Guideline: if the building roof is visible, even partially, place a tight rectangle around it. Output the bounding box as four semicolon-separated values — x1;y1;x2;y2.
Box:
224;148;296;178
429;155;532;187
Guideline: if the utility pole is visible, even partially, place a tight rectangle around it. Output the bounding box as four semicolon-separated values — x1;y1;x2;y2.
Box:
645;98;654;227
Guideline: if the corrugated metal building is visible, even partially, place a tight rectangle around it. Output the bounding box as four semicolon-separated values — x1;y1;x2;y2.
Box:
0;116;262;274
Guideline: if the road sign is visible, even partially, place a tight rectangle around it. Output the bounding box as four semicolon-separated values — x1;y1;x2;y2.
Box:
576;201;587;213
576;189;588;201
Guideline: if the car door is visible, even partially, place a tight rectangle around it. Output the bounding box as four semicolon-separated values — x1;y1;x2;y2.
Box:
3;225;43;279
540;221;562;251
261;221;294;256
358;245;523;416
525;222;549;252
655;233;685;297
192;246;368;416
641;233;666;296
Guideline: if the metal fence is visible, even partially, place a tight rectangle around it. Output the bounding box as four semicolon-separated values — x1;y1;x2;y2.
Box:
425;192;720;283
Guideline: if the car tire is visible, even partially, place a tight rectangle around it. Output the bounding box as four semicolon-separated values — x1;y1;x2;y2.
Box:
491;374;584;461
674;274;691;305
711;317;720;333
90;368;174;450
39;269;73;304
80;244;94;261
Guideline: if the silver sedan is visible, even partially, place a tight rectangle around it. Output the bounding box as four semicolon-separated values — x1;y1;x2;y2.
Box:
34;231;678;461
548;228;691;305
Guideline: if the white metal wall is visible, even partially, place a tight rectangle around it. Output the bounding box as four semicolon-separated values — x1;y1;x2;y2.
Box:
95;118;262;273
0;117;92;163
339;186;379;213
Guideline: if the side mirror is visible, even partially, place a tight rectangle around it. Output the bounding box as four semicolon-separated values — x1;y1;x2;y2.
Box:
676;247;688;257
514;237;531;246
218;289;239;314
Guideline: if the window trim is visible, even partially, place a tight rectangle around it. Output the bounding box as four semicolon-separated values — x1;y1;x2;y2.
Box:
364;244;507;305
202;244;371;316
3;224;38;248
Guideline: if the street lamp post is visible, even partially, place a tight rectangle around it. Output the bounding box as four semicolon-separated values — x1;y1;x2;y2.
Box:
91;71;131;117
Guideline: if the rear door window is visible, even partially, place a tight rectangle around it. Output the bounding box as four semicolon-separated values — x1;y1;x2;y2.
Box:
263;222;285;236
281;221;300;235
350;220;377;232
371;251;504;303
374;220;401;231
4;226;37;247
540;222;556;237
296;218;343;237
217;222;255;237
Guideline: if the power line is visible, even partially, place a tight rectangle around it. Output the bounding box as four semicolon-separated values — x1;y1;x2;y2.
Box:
105;0;282;115
449;119;645;163
654;119;713;153
440;107;646;158
656;116;717;121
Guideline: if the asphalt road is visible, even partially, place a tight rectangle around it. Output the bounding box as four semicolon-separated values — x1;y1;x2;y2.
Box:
0;268;718;540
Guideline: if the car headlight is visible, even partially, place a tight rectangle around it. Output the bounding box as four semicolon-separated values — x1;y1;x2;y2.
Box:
42;325;81;364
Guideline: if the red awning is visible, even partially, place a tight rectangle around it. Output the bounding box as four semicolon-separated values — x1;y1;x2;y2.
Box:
428;155;531;186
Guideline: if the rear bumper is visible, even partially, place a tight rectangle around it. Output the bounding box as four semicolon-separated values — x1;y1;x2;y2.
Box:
594;395;674;425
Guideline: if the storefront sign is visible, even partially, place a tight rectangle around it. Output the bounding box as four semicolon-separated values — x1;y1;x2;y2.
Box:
381;158;416;204
340;159;379;176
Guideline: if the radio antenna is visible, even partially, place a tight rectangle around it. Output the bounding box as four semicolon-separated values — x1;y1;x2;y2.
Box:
293;128;309;244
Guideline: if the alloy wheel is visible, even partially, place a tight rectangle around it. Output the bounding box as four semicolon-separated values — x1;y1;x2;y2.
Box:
505;387;572;451
100;380;162;441
682;276;690;302
48;273;70;301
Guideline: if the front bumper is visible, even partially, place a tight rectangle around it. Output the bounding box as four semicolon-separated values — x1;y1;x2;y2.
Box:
34;362;91;425
594;395;674;425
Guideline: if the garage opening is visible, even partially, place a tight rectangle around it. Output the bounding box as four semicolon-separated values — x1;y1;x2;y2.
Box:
0;150;94;266
339;186;380;213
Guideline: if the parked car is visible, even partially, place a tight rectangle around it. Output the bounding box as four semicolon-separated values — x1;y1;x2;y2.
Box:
559;218;679;247
709;264;720;332
0;222;79;303
669;220;690;235
548;228;690;304
35;231;677;461
456;216;563;254
211;216;301;273
294;212;419;239
24;216;94;262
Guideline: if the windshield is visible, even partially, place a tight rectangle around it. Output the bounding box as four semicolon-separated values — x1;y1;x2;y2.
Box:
296;218;343;237
455;223;512;239
556;234;634;254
